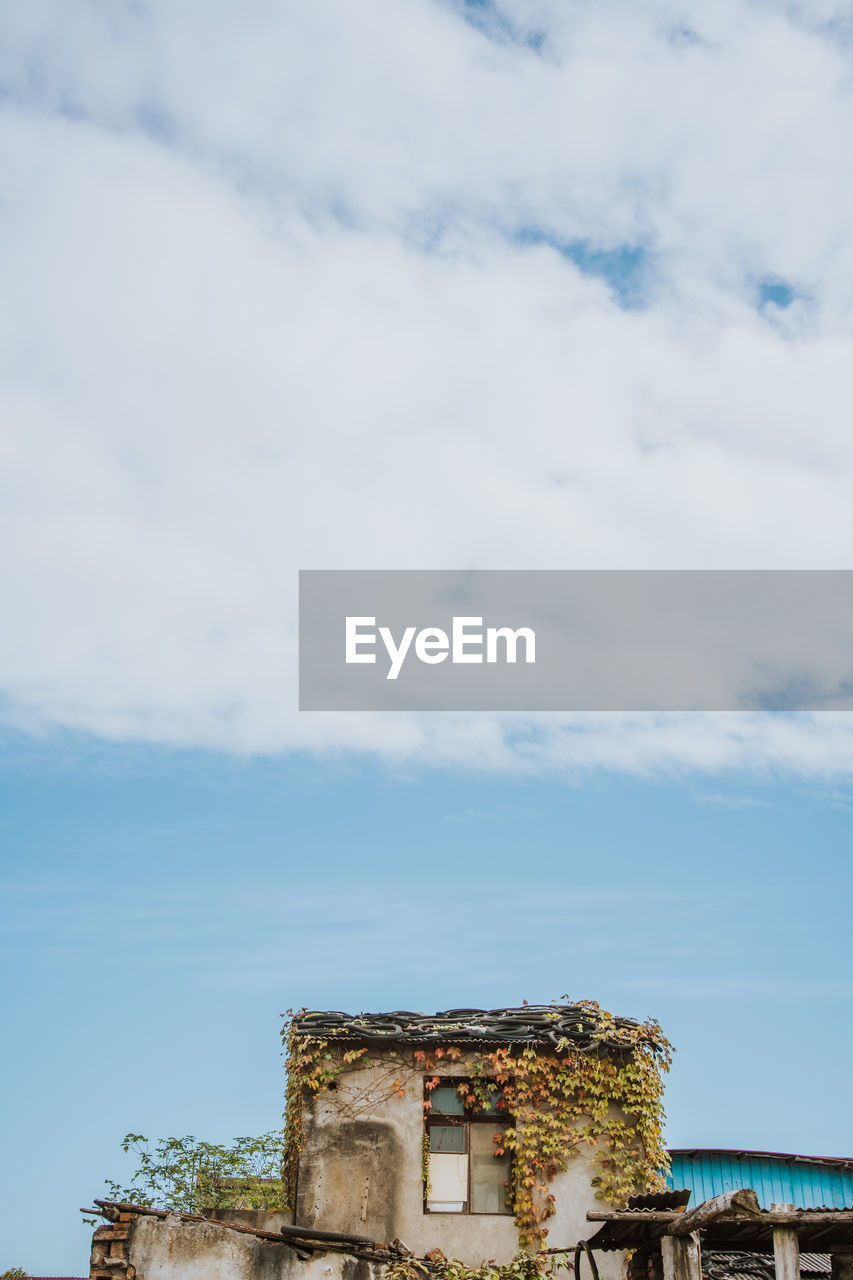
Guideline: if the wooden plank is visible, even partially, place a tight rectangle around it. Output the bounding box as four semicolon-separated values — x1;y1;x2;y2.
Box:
763;1213;853;1226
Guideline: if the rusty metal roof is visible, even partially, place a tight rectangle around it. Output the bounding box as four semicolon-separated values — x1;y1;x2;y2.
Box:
290;1006;643;1049
629;1190;692;1211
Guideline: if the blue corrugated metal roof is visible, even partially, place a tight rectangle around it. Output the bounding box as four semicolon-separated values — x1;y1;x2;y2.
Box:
668;1150;853;1210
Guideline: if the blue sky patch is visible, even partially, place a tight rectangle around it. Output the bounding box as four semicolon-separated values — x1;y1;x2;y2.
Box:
515;228;651;308
758;277;798;309
667;25;706;49
447;0;546;53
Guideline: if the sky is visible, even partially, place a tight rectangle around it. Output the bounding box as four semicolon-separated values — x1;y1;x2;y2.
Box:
1;0;853;1272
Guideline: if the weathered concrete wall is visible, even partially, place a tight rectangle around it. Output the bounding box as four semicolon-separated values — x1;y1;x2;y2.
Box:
296;1053;627;1275
92;1210;382;1280
296;1111;402;1248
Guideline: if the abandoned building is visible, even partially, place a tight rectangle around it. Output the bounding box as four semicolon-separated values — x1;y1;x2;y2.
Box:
285;1004;667;1268
83;1006;853;1280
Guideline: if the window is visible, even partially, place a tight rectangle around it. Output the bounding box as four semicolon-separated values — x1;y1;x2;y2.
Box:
425;1080;513;1215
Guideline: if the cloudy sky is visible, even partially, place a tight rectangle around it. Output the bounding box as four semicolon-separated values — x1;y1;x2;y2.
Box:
3;0;853;764
2;0;853;1272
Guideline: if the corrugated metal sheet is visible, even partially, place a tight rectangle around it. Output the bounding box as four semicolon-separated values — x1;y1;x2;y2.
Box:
704;1252;831;1279
668;1150;853;1210
628;1190;691;1211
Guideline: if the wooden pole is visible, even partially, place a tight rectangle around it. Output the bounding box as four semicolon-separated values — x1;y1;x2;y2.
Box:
772;1204;800;1280
662;1234;702;1280
661;1235;684;1280
685;1233;702;1280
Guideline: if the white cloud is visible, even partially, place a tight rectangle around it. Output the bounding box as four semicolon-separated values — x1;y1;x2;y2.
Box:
2;1;853;772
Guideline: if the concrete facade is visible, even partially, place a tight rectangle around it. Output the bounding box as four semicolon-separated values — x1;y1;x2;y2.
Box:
295;1051;627;1274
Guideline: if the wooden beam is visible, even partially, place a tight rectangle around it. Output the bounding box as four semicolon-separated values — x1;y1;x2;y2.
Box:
685;1232;703;1280
662;1234;702;1280
773;1226;800;1280
763;1212;853;1225
662;1236;684;1280
588;1207;853;1228
668;1189;761;1236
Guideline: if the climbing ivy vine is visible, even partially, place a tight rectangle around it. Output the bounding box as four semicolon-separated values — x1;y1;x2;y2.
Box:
282;1010;370;1206
387;1249;573;1280
281;1001;672;1254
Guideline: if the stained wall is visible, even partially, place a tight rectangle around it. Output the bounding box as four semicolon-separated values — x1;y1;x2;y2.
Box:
295;1052;627;1274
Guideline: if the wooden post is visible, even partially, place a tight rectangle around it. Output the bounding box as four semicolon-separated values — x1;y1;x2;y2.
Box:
684;1233;702;1280
771;1204;800;1280
662;1233;702;1280
661;1235;684;1280
830;1251;853;1280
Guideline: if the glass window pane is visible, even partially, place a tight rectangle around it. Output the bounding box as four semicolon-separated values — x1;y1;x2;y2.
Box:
430;1124;465;1153
430;1085;465;1115
428;1153;468;1211
470;1125;512;1215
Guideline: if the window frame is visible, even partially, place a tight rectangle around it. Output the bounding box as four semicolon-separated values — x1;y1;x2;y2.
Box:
423;1077;513;1217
